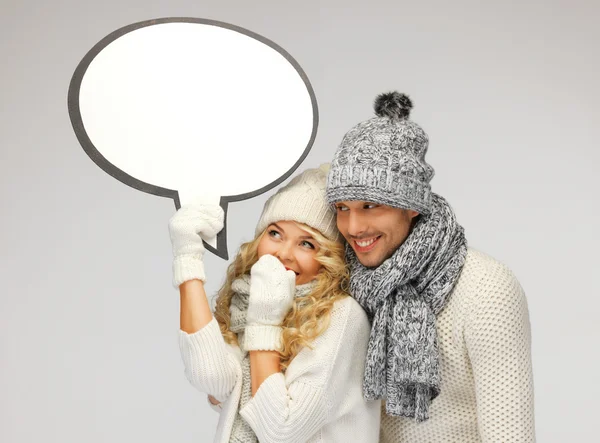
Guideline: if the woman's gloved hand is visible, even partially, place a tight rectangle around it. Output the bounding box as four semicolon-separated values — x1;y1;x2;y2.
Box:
244;254;296;351
168;203;223;287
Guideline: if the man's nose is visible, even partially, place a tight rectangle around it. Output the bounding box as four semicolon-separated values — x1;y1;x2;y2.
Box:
347;211;367;237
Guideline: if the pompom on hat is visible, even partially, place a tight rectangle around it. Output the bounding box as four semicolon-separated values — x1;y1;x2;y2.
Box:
256;164;340;242
326;92;435;215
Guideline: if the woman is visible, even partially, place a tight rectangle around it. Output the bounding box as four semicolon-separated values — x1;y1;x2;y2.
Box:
168;165;380;443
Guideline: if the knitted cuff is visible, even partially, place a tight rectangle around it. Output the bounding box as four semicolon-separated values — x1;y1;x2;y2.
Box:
243;325;282;351
172;255;206;287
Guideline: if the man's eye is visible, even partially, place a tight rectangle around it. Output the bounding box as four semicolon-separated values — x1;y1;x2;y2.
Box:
364;204;378;209
336;206;348;212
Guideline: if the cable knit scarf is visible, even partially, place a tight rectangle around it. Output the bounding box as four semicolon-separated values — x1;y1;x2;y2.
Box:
228;275;315;442
347;193;467;422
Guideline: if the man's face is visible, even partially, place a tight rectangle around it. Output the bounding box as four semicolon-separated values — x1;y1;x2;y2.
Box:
335;201;419;268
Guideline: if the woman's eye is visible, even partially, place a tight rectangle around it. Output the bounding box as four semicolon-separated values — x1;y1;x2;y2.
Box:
301;240;315;249
268;229;281;238
336;206;348;212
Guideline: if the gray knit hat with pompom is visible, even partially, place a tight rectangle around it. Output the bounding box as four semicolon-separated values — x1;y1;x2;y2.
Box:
326;92;435;214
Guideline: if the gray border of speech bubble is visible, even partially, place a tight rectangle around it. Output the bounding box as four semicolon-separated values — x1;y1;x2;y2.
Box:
67;17;318;260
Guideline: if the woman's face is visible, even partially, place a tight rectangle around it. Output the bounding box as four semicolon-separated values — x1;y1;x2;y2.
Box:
256;221;323;285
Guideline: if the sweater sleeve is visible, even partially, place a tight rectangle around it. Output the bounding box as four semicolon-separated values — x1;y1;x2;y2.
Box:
240;373;327;443
464;263;536;442
240;297;366;443
178;317;240;402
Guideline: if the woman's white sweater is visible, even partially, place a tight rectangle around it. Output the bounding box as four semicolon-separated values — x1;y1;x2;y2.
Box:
178;296;381;443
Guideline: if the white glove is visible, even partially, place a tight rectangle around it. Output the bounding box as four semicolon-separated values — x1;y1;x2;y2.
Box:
168;203;224;287
244;254;297;351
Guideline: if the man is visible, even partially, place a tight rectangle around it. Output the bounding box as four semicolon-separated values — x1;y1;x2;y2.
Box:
326;92;535;442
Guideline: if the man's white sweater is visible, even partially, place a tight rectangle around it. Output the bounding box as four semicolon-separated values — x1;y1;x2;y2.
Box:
380;248;535;442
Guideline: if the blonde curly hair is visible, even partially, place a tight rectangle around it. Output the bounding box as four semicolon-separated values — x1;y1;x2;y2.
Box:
213;222;349;370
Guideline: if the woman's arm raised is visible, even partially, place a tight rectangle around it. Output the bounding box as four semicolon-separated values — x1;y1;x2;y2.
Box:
179;279;213;334
169;203;239;401
169;202;224;333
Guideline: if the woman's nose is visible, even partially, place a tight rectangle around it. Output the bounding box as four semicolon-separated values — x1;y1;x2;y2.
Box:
275;241;293;262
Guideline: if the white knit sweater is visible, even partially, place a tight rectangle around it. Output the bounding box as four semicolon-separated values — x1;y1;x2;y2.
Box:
380;248;535;442
179;296;381;443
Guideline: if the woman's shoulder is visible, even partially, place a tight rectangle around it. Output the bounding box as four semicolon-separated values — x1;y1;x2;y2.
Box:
332;294;368;316
286;296;371;382
328;296;371;335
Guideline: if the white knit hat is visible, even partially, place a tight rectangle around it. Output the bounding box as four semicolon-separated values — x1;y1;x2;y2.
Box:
255;164;340;242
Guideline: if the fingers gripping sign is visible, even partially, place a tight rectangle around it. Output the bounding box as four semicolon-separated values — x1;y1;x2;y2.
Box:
68;18;318;259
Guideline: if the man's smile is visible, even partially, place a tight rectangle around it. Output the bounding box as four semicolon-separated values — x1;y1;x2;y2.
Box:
352;235;381;253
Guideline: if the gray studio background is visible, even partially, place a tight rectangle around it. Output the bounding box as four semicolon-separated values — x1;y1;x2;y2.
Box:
2;1;599;442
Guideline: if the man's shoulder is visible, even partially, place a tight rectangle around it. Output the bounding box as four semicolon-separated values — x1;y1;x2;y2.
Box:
456;248;525;304
460;247;518;281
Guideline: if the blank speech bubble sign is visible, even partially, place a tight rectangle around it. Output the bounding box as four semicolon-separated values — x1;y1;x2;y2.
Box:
68;18;318;259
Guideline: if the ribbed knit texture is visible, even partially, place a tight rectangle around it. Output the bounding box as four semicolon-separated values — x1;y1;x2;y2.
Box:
256;164;340;241
241;373;327;442
379;249;535;442
172;255;206;287
227;275;315;443
230;357;256;443
178;318;239;402
178;297;381;443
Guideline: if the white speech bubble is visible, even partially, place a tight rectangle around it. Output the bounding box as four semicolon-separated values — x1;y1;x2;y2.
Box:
68;18;318;259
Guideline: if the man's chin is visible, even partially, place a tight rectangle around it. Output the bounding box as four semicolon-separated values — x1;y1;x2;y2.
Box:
353;249;385;268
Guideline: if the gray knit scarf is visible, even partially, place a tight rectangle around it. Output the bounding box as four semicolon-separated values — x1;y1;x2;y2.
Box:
347;193;467;422
228;275;315;442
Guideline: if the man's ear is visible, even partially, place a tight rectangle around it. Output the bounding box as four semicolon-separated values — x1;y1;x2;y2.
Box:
408;209;420;220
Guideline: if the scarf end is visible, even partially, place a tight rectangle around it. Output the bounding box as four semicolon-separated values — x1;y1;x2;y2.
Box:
384;383;439;422
362;381;386;402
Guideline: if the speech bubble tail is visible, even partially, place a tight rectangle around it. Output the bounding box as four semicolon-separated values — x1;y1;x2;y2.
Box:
203;214;229;259
203;234;218;249
174;191;229;260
